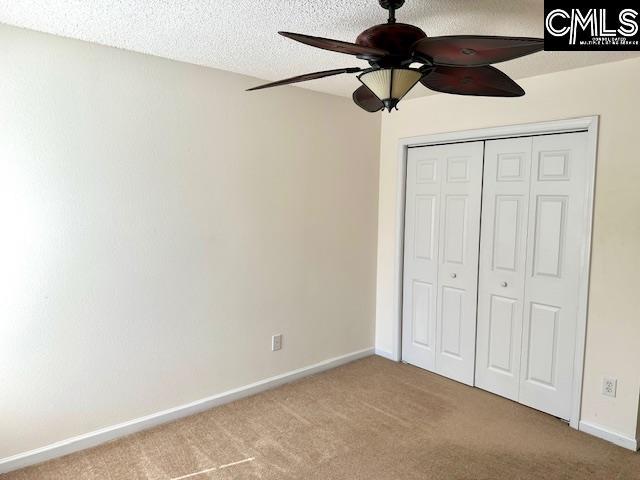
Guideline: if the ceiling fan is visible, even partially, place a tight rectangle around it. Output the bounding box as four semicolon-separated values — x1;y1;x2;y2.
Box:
247;0;544;112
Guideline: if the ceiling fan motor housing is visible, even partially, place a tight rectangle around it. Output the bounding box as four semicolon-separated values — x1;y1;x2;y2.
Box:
356;23;427;65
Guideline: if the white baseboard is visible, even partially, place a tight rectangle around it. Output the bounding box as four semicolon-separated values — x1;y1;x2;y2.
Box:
374;348;397;361
579;420;638;451
0;347;374;474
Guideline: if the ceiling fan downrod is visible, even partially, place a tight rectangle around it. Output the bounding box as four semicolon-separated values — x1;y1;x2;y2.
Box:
379;0;405;23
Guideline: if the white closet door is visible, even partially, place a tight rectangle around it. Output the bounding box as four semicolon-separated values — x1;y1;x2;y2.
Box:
402;147;441;371
518;132;588;420
476;132;589;420
475;137;532;400
434;142;483;385
402;141;483;385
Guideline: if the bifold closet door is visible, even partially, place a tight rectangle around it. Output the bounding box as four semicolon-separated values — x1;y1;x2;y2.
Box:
475;132;589;420
519;132;588;419
475;137;532;401
402;142;483;385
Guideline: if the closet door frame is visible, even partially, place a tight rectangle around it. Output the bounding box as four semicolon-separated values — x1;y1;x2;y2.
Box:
390;116;599;430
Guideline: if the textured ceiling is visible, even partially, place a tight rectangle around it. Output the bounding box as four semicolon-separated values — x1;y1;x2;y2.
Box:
1;0;638;98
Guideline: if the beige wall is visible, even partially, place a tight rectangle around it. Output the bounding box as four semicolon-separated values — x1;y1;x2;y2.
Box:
0;24;380;458
376;57;640;441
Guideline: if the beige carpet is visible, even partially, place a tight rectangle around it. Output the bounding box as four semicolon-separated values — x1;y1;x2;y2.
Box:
3;356;639;479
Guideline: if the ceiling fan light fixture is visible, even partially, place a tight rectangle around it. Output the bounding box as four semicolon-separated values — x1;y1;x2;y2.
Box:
358;68;422;111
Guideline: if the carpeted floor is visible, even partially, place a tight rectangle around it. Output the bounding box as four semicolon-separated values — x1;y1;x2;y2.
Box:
3;356;639;479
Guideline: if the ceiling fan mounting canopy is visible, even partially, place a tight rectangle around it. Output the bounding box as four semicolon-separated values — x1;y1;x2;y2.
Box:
247;0;545;113
379;0;405;10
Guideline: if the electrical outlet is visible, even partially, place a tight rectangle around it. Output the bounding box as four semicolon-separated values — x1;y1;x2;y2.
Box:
602;377;617;397
272;334;283;352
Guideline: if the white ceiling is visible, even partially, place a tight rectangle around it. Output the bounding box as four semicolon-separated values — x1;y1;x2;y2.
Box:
1;0;638;98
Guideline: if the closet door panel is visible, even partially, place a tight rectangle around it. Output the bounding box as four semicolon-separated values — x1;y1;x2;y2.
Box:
434;142;484;385
401;150;441;371
475;137;532;400
519;132;588;420
402;141;483;386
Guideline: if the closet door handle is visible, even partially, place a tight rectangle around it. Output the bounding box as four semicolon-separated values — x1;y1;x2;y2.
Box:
501;281;508;287
450;273;457;279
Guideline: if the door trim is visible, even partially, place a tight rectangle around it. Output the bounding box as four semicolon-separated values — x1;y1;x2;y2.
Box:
391;116;599;429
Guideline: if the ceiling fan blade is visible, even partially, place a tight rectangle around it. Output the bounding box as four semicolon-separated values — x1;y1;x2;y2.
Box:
279;31;389;59
247;67;362;91
352;85;384;112
413;35;544;67
420;66;524;97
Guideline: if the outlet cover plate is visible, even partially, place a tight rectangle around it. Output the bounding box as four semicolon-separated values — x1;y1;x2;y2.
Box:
602;377;617;397
272;334;283;352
